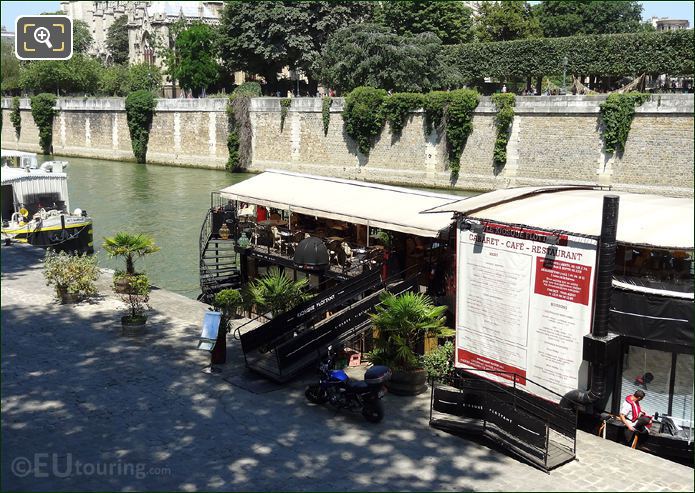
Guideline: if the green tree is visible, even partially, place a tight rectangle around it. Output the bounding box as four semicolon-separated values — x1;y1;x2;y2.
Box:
379;1;474;44
73;19;94;53
98;64;129;96
124;91;157;163
106;15;129;64
1;38;21;94
20;55;103;95
535;1;644;38
127;63;162;93
170;23;218;96
102;232;160;275
318;23;445;93
475;0;542;42
217;1;373;90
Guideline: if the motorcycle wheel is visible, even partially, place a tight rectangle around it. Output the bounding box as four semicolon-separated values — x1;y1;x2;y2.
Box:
305;384;328;404
362;400;384;423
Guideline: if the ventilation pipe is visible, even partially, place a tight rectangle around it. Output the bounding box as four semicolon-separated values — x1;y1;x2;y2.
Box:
560;195;620;412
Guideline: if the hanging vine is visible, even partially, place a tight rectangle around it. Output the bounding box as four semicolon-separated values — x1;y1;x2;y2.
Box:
280;98;291;132
30;93;57;155
382;93;425;136
10;96;21;139
599;92;650;155
321;96;332;136
491;93;516;169
225;83;259;172
125;90;156;163
343;86;387;155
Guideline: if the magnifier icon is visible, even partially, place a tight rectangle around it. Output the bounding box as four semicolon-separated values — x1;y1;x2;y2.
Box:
34;27;53;49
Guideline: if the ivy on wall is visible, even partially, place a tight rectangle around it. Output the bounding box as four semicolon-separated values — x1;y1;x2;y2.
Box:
343;86;387;155
280;98;291;132
321;96;332;136
30;93;57;155
442;89;479;176
125;90;156;163
226;82;260;172
382;93;425;136
599;92;650;155
490;93;515;169
10;96;21;139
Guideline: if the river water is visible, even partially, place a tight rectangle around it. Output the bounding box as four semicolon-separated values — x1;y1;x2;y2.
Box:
55;156;474;299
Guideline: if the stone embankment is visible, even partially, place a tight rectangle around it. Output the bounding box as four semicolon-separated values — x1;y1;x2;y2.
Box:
2;94;693;197
2;242;694;491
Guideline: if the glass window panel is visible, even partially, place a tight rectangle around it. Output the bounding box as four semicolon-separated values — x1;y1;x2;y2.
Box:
621;346;671;419
672;353;694;428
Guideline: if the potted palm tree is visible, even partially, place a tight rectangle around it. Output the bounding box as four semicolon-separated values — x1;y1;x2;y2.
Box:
120;273;150;336
368;291;449;395
43;250;100;303
102;232;160;293
247;267;310;318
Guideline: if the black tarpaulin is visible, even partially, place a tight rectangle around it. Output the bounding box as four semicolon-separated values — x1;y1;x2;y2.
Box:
609;287;693;349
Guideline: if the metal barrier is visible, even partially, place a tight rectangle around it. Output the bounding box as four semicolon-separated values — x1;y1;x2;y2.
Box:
429;370;577;472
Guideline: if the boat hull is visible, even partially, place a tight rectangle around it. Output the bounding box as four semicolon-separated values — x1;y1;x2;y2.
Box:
2;217;93;254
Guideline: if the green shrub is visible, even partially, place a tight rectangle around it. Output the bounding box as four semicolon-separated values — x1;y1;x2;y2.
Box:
43;250;99;300
599;92;650;155
246;267;310;317
321;96;332;136
125;90;156;163
382;93;425;135
30;93;57;155
280;98;291;132
233;81;262;97
225;83;258;172
120;273;150;322
445;89;479;175
10;96;21;138
421;341;455;380
491;93;516;168
213;288;244;331
343;86;388;155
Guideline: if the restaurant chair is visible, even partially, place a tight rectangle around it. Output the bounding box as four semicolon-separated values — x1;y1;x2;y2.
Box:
271;226;283;253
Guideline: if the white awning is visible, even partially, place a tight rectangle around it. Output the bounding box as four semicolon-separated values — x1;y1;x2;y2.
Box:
1;150;37;158
218;170;461;237
425;187;694;249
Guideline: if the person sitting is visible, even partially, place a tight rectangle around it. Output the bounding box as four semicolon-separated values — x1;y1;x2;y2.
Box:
619;390;652;447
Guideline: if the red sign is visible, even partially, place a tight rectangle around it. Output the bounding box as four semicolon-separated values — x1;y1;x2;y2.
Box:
458;348;527;385
534;257;592;305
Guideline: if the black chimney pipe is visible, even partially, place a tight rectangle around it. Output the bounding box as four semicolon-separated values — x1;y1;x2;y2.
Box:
560;195;619;411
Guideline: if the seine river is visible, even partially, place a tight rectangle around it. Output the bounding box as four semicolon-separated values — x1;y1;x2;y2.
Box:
56;156;473;299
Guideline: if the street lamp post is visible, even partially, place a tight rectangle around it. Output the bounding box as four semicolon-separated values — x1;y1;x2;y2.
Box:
562;56;568;95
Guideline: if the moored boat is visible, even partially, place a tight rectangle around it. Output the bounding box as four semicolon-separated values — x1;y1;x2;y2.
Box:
1;150;93;254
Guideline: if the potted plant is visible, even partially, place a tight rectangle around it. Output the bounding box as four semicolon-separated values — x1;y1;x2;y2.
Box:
211;289;244;364
43;250;99;303
102;232;160;293
421;341;455;383
120;273;150;336
246;267;310;318
368;291;449;395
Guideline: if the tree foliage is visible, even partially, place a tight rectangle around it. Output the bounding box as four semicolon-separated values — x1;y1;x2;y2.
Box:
446;30;694;82
102;232;160;274
126;63;163;93
20;55;103;95
382;93;425;135
217;1;373;86
73;19;94;54
106;15;129;64
535;1;644;38
169;23;218;96
30;93;57;155
1;39;21;94
378;1;474;44
124;91;157;163
318;23;445;93
475;0;542;42
599;92;650;155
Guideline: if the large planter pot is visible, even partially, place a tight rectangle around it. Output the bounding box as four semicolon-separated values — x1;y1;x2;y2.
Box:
121;315;147;336
58;289;81;304
387;368;428;396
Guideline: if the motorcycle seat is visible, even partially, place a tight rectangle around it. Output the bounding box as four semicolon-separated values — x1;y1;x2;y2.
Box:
346;380;369;390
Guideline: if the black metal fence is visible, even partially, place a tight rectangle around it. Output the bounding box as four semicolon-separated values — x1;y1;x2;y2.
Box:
429;370;577;472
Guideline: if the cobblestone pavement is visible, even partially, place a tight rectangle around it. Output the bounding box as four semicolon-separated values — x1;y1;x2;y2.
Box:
2;244;693;491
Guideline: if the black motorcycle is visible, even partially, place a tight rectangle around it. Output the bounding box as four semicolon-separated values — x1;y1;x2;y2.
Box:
305;346;391;423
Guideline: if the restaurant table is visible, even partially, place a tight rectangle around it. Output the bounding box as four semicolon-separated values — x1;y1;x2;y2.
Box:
258;219;288;227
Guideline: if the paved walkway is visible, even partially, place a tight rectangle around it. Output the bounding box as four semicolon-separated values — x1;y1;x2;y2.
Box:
2;244;692;491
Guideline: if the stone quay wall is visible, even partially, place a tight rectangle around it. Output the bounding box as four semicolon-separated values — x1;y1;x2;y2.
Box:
2;94;693;197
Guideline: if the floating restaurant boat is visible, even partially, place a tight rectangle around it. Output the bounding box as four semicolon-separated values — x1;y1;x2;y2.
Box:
425;186;693;466
198;169;461;381
1;150;93;254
